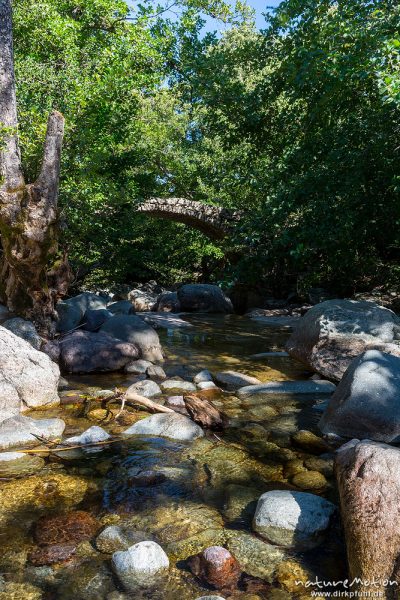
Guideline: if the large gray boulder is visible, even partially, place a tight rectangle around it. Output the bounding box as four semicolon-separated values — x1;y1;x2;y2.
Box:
56;293;107;332
100;315;163;362
319;350;400;442
0;327;60;422
2;318;41;350
112;541;169;590
0;415;65;450
336;439;400;597
82;308;113;332
286;299;400;382
177;284;233;313
59;330;139;373
122;413;204;441
253;490;336;550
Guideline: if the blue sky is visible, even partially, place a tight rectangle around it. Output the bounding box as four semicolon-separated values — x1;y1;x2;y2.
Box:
203;0;282;32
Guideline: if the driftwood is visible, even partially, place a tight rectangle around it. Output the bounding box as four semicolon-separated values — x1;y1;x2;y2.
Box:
183;393;226;430
123;390;175;414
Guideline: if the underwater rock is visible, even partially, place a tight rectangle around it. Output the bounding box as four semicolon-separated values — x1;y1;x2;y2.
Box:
188;545;241;590
112;541;169;590
0;451;45;478
253;490;336;550
96;526;150;554
34;510;99;546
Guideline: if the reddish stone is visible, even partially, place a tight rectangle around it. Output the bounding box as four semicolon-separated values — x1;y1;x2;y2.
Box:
34;510;99;546
28;544;76;566
188;545;241;589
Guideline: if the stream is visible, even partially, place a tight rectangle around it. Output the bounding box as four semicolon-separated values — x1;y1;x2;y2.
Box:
0;315;346;600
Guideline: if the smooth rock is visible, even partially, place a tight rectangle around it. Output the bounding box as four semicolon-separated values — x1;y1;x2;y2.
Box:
188;546;241;589
291;429;330;454
59;330;139;373
291;471;327;490
197;381;218;390
146;365;167;381
153;291;181;313
82;308;113;332
336;439;400;597
286;299;400;382
2;317;41;349
125;359;153;374
194;369;213;384
96;526;149;554
57;293;107;332
225;530;285;581
238;380;336;397
0;451;45;477
140;312;191;329
112;541;169;590
160;379;196;392
215;371;261;391
126;380;161;398
320;350;400;442
0;327;60;422
63;426;111;446
253;490;336;550
0;415;65;450
177;284;233;313
100;314;163;362
122;413;204;441
107;300;136;315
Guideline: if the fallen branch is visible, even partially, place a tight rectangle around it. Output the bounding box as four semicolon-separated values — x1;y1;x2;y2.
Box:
13;437;121;455
184;393;226;430
124;390;175;414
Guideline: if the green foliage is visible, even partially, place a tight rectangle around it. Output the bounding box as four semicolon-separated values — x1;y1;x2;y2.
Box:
12;0;400;294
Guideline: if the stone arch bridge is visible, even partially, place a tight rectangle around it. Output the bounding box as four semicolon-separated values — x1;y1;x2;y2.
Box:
136;197;240;241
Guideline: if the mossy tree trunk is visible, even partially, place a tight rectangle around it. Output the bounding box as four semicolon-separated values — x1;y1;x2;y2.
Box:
0;0;71;335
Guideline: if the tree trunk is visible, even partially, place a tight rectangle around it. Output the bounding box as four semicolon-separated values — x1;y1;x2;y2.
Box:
0;0;71;335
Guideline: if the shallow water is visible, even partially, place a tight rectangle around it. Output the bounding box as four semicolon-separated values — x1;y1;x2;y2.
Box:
0;315;346;599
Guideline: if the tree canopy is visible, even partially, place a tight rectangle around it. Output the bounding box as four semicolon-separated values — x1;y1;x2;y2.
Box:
10;0;400;295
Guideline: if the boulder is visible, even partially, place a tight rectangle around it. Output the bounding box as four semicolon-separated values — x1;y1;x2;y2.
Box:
238;380;336;398
153;291;181;313
0;415;65;450
0;327;60;422
100;315;164;363
146;365;166;381
194;370;213;384
188;546;241;589
140;313;191;329
214;370;261;391
42;339;61;362
82;309;113;332
122;413;204;441
177;284;233;313
286;299;400;382
126;380;161;399
111;541;169;590
2;318;41;349
59;330;139;373
336;439;400;597
253;490;336;550
107;300;135;315
319;350;400;442
127;289;157;312
56;293;107;332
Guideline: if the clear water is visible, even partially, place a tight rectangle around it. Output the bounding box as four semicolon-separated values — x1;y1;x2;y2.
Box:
0;315;346;600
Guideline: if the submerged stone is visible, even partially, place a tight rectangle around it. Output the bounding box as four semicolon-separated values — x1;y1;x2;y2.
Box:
0;451;45;478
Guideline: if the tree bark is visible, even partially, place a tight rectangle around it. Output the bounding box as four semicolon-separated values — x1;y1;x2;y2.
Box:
0;0;71;335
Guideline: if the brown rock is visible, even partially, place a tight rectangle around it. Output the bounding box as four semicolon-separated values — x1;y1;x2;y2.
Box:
335;439;400;598
34;510;99;546
188;545;241;589
28;544;76;566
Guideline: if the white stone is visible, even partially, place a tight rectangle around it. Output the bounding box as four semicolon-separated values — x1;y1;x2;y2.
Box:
253;490;336;550
112;541;169;590
0;415;65;450
215;370;261;391
193;369;213;384
125;359;153;374
122;412;204;441
197;381;218;390
64;426;110;445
